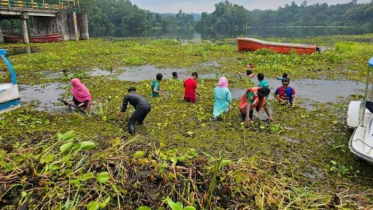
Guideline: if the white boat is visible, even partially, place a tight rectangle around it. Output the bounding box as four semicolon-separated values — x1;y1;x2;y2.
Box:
0;49;22;114
347;57;373;164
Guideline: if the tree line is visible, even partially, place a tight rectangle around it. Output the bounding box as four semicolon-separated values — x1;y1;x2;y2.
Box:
1;0;373;36
84;0;373;35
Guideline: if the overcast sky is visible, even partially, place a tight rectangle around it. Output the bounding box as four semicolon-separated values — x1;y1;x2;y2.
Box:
130;0;371;13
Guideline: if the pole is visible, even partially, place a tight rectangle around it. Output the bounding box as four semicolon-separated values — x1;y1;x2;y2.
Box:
361;67;370;127
21;18;29;44
73;11;79;41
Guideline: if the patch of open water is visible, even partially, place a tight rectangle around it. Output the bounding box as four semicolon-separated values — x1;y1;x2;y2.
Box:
19;83;68;112
116;65;191;82
230;78;365;110
31;65;365;112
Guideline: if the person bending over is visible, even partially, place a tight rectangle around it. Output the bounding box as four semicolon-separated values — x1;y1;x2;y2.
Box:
121;87;151;135
69;78;91;109
239;87;272;126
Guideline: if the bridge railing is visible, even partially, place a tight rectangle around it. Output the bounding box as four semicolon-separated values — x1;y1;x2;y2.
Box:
0;0;81;13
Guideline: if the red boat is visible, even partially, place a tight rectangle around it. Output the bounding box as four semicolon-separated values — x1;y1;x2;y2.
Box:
237;38;317;54
3;34;61;43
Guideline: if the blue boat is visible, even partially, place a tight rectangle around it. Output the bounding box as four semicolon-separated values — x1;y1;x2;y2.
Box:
0;49;22;113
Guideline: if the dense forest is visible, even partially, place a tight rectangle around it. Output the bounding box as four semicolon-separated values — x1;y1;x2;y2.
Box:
249;0;373;27
1;0;373;36
80;0;373;35
88;0;196;36
197;0;373;33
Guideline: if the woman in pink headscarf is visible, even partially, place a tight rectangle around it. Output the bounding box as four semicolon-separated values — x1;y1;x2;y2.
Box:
213;77;232;118
69;78;91;109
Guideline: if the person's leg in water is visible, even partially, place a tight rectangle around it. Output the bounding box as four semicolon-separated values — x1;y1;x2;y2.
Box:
128;109;142;135
249;110;253;120
137;107;151;125
240;110;246;121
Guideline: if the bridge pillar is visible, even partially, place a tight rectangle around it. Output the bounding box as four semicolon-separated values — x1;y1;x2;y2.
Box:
0;27;3;43
56;12;71;41
21;15;30;44
79;13;89;40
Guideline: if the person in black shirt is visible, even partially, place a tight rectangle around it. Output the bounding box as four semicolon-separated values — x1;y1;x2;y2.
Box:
120;87;151;135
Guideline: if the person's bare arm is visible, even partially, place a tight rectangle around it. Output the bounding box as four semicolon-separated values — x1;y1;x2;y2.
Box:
274;94;285;103
244;102;252;126
120;112;126;123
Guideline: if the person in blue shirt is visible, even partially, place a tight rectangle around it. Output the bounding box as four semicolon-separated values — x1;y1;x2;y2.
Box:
213;77;232;119
274;78;296;107
277;73;288;81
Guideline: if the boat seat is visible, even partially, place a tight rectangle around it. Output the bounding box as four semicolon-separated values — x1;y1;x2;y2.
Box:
366;101;373;113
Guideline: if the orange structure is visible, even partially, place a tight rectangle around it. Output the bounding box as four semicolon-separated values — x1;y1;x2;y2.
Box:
4;34;61;43
237;38;317;54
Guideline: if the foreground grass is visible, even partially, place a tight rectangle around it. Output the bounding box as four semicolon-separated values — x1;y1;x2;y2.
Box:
1;35;373;208
1;77;373;208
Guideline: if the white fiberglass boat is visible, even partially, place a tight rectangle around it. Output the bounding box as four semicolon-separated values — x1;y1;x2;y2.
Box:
347;57;373;164
0;49;22;114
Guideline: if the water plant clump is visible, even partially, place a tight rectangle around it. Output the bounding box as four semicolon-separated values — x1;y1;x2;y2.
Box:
1;76;373;208
1;35;373;208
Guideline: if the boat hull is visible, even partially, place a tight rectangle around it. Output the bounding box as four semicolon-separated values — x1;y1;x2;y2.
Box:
0;84;21;114
4;34;61;43
348;101;373;165
349;126;373;165
237;38;317;54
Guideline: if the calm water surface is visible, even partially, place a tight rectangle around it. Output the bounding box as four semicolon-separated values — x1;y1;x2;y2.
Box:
91;27;373;40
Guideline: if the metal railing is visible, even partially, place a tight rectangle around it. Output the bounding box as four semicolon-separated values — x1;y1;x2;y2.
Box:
0;0;81;13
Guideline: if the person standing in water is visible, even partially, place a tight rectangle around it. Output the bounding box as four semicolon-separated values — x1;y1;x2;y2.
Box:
277;73;288;81
69;78;91;109
274;78;296;107
184;72;201;103
121;87;151;135
151;73;164;98
213;77;232;119
172;72;178;79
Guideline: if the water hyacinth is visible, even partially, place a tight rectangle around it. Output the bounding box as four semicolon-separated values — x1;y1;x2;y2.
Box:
1;35;373;208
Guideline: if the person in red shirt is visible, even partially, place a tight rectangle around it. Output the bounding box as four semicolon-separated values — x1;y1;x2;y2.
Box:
184;72;201;103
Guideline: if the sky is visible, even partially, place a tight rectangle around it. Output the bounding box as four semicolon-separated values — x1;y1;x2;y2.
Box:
130;0;371;13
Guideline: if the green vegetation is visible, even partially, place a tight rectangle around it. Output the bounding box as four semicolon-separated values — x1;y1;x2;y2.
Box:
1;35;373;208
197;0;373;34
249;0;373;27
1;34;373;84
196;1;249;33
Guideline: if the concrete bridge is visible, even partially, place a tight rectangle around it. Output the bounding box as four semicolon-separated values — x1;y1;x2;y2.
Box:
0;0;89;43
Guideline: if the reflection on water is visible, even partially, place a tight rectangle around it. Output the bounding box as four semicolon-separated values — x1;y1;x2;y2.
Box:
90;27;373;40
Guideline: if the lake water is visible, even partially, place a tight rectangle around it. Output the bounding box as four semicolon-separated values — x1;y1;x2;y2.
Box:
90;27;373;40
